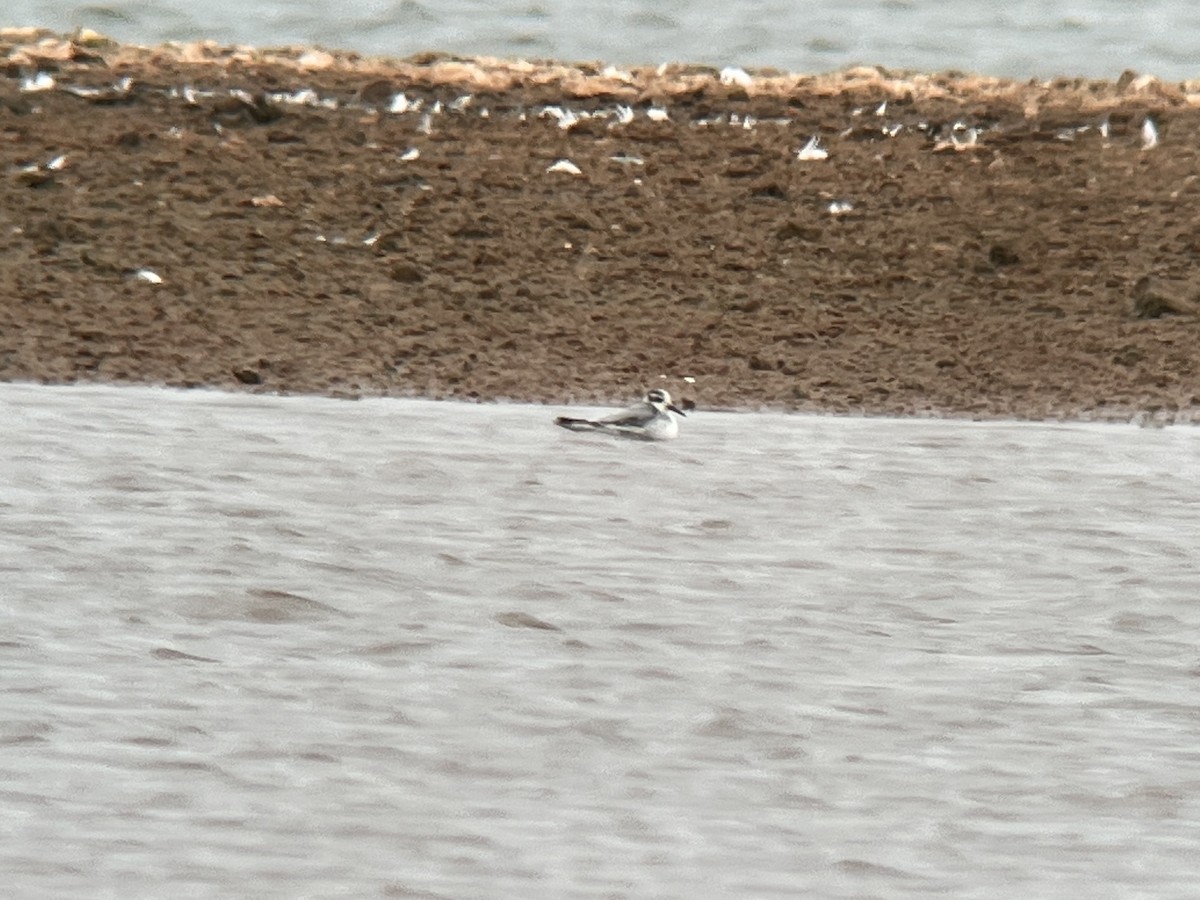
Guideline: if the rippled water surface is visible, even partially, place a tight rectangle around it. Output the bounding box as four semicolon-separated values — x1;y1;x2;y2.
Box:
3;383;1199;898
9;0;1200;80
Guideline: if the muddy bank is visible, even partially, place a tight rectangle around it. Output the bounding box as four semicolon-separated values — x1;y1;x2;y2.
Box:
1;30;1198;420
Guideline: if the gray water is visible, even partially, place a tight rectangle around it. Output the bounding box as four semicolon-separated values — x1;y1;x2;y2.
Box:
7;0;1200;80
2;381;1199;898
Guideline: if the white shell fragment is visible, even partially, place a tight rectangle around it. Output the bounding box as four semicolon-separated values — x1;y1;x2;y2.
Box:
795;136;829;161
20;72;55;92
389;93;418;114
827;200;854;215
934;125;980;153
399;147;420;161
45;154;68;171
546;159;583;176
614;105;635;125
540;106;581;130
609;154;644;166
719;66;753;88
646;107;670;122
296;49;335;69
1141;117;1159;150
63;76;133;101
135;269;163;284
14;160;50;186
275;88;319;106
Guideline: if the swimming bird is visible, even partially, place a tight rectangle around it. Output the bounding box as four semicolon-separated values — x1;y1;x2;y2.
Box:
554;389;686;441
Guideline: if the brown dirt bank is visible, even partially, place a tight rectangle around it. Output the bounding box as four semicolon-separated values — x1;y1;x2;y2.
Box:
2;30;1199;421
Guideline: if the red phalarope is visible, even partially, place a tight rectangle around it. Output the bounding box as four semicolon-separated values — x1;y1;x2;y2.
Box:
554;389;686;441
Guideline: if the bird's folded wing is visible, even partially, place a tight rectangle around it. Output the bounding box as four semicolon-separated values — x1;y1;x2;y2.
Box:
598;405;652;427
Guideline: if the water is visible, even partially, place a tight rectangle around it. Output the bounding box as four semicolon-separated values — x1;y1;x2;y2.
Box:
7;0;1200;80
3;382;1199;898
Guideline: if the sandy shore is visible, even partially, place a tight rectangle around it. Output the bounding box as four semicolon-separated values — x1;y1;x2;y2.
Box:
2;29;1198;420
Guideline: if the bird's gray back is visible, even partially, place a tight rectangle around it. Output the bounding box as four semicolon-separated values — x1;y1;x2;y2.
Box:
599;401;657;427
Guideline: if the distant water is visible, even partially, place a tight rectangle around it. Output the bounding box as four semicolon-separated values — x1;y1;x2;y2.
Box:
6;0;1200;80
3;382;1200;897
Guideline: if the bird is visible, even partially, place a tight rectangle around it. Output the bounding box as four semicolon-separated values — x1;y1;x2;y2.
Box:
554;389;686;441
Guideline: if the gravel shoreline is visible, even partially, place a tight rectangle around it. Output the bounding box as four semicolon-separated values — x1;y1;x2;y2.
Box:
2;30;1198;421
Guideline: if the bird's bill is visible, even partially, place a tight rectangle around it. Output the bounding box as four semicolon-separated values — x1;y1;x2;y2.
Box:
667;404;686;417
